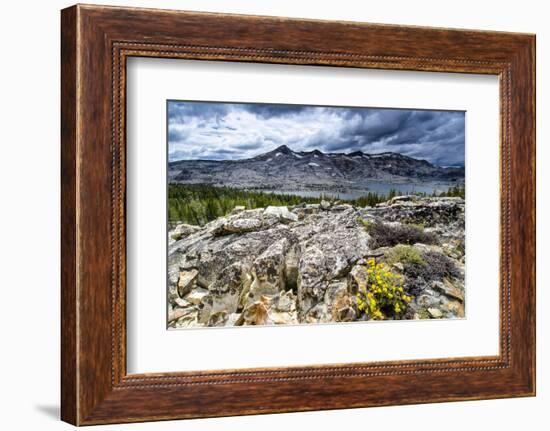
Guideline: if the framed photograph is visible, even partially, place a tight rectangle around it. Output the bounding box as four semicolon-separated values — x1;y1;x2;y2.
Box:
165;100;466;329
61;4;536;425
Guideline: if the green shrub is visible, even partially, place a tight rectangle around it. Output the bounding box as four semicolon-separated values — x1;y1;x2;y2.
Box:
359;218;376;238
361;220;439;249
385;245;425;266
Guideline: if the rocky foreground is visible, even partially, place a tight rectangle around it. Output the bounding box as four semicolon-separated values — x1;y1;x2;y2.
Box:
167;196;465;328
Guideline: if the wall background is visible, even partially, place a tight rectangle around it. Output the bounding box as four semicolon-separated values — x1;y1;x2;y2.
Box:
0;1;545;429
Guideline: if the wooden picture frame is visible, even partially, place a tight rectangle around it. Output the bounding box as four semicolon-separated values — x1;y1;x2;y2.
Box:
61;4;536;425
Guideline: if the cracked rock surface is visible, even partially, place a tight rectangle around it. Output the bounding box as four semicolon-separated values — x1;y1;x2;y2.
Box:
168;197;465;328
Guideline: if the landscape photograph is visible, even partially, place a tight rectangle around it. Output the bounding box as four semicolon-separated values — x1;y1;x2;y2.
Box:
167;100;466;329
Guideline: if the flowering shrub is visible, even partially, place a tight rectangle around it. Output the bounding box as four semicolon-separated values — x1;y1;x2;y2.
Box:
356;259;412;319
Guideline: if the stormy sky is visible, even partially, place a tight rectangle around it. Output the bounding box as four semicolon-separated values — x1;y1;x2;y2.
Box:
168;101;465;167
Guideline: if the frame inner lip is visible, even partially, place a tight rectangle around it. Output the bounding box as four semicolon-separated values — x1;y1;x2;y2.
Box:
114;43;511;384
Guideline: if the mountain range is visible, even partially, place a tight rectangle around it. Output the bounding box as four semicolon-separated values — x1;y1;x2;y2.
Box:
168;145;464;191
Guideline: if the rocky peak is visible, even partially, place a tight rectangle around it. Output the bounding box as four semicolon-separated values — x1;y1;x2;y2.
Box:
168;145;464;189
272;144;293;155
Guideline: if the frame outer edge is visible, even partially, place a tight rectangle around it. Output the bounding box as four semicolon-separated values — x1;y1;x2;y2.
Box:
502;35;536;396
526;35;536;396
61;5;80;426
531;34;536;396
61;4;536;424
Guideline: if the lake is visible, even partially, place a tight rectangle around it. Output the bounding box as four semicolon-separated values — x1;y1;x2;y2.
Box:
257;181;460;200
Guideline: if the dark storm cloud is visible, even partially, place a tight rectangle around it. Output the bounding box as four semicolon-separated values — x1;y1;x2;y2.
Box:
168;101;230;120
244;104;312;119
168;101;465;166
